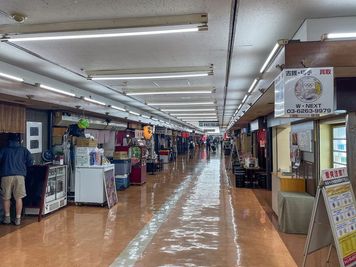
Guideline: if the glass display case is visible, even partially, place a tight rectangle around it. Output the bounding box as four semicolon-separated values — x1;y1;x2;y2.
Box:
25;165;68;220
130;146;147;185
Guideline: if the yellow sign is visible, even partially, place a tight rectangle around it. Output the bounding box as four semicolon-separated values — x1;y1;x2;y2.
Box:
143;126;153;140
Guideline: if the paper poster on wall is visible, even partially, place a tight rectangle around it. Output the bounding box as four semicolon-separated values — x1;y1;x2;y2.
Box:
26;122;42;154
274;67;334;117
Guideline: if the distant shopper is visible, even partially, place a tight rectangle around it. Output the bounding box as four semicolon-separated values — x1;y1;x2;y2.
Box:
189;141;195;159
206;138;211;151
0;133;33;225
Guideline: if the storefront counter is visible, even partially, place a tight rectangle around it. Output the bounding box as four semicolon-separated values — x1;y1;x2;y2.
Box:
278;191;314;234
272;172;306;215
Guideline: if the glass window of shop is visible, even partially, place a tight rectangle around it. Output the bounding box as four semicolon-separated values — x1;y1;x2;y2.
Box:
332;125;347;167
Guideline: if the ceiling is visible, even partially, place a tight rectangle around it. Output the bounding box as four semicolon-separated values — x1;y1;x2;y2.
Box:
0;0;356;132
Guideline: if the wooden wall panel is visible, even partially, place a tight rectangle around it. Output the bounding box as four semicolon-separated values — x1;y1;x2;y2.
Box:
0;103;26;133
285;40;356;69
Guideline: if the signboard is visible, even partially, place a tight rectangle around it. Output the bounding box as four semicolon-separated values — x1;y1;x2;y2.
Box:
134;130;143;139
199;121;219;127
275;67;334;118
303;167;356;267
155;127;166;135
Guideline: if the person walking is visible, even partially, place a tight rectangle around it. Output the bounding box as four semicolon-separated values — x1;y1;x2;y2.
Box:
189;141;195;159
0;133;33;225
206;138;211;152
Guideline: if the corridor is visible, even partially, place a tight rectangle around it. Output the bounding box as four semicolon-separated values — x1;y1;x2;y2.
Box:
0;151;296;267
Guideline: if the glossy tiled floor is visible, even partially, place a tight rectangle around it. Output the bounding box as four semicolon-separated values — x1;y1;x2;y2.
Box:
0;149;302;267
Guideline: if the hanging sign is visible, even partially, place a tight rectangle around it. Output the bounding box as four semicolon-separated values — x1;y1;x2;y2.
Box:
275;67;334;118
155;127;166;135
143;126;153;140
134;130;143;139
199;121;219;127
303;167;356;267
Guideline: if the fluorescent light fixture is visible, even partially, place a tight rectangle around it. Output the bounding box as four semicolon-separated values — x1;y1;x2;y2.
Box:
170;113;216;116
247;78;258;93
0;72;24;82
111;105;126;112
325;32;356;39
141;115;150;119
39;84;75;97
5;24;202;43
183;119;217;121
242;95;248;103
148;102;214;106
129;111;140;116
151;118;158;121
83;97;106;106
238;104;242;110
92;73;208;81
126;90;211;95
260;43;280;73
179;117;217;119
162;108;216;112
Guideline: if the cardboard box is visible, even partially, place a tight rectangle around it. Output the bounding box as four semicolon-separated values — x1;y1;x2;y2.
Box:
113;151;128;160
76;138;97;147
52;136;63;145
53;127;67;137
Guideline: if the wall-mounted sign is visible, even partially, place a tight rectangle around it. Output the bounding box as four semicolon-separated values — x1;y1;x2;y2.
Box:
26;122;42;154
199;121;219;127
155;127;166;135
134;130;143;139
275;67;334;117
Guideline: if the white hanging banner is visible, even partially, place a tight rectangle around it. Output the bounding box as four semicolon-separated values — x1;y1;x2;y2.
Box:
275;67;334;118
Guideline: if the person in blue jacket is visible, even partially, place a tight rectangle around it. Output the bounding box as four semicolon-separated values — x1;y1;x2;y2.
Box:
0;133;33;225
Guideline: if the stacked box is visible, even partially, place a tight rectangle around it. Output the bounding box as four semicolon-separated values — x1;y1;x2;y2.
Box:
115;174;130;190
76;138;97;147
112;159;131;175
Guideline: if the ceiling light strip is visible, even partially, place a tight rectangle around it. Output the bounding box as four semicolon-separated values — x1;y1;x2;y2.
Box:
325;32;356;40
111;105;126;112
83;97;106;106
0;72;24;82
126;90;212;95
39;84;76;97
161;108;216;112
247;78;258;93
129;111;140;116
5;27;201;43
170;113;216;116
91;73;209;81
148;102;214;106
259;43;280;73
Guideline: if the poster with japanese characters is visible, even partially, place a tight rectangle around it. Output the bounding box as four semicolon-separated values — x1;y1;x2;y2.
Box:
274;67;334;117
321;168;356;267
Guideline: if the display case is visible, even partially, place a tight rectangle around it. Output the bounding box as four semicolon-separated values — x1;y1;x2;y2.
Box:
130;146;147;185
24;165;68;220
75;164;115;205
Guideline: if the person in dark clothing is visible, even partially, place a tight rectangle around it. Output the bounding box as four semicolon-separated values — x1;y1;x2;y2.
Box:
189;141;195;159
206;138;211;151
0;133;33;225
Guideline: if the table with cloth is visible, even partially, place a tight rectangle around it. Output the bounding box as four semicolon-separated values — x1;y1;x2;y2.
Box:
278;191;315;234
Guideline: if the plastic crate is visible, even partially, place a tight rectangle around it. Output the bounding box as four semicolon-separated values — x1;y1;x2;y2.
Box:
112;159;131;175
115;175;130;190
